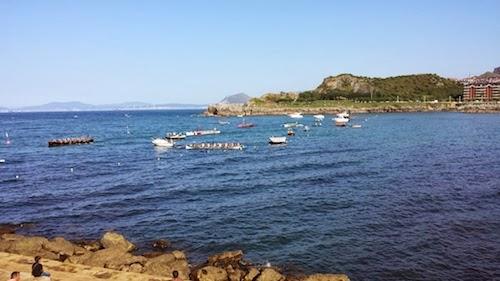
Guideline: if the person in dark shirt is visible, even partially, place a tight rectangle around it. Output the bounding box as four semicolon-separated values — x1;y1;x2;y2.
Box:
31;256;50;278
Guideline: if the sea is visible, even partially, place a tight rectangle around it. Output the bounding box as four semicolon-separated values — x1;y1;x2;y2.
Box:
0;110;499;281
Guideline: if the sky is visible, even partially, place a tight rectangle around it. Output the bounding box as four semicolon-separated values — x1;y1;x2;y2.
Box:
1;0;499;107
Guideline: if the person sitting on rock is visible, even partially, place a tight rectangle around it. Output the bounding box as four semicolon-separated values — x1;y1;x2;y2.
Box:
32;256;50;278
172;270;182;281
8;271;20;281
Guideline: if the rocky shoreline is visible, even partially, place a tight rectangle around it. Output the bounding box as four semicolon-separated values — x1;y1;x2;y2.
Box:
205;102;500;116
0;228;349;281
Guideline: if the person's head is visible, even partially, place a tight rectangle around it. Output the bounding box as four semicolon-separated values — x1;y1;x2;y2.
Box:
34;256;41;263
10;271;20;280
172;270;179;278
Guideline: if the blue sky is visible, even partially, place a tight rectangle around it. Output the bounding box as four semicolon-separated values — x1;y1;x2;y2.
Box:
1;0;499;107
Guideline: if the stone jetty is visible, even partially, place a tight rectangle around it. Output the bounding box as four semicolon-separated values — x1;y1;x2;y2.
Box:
0;231;349;281
48;136;94;147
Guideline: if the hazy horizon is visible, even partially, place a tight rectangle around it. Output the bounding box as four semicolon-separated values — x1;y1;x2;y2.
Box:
2;0;500;107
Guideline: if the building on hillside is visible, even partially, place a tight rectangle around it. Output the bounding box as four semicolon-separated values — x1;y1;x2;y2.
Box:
461;73;500;101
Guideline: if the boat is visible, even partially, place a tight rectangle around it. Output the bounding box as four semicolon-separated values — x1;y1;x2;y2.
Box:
288;112;303;119
336;111;350;119
218;119;230;125
283;122;304;128
313;114;325;121
334;117;349;126
303;125;310;132
166;132;186;140
185;142;244;150
287;129;295;136
152;138;175;147
237;119;255;128
269;136;287;144
352;124;362;128
237;114;244;118
4;132;11;145
0;159;5;164
185;129;221;136
48;136;94;147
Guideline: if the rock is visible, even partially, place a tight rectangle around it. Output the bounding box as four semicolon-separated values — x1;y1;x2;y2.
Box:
73;239;102;252
128;262;144;273
0;239;12;252
244;268;260;281
79;248;146;269
256;268;285;281
8;236;48;256
1;233;25;241
195;266;229;281
304;273;350;281
172;250;186;260
143;253;189;279
0;224;17;235
152;239;171;250
226;264;244;281
208;250;243;266
100;231;135;252
43;237;77;256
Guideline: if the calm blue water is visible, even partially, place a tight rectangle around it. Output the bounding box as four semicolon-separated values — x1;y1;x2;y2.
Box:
1;110;499;280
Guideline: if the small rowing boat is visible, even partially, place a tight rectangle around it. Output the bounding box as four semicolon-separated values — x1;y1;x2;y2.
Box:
48;136;94;147
166;132;186;140
185;129;221;136
185;142;244;150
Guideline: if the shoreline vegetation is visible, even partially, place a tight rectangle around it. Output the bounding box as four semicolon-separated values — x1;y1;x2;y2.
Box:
0;227;349;281
205;73;500;116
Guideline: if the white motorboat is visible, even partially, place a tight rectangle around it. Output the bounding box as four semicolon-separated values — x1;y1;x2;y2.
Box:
185;129;221;136
313;114;325;120
336;111;350;119
269;136;287;145
334;117;349;126
218;120;230;125
352;124;362;128
185;142;244;150
152;138;174;147
0;159;5;164
288;112;303;119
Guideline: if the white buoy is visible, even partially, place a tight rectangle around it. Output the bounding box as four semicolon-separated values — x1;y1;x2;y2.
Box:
265;261;271;267
117;162;121;166
157;157;160;161
15;175;19;179
70;168;74;173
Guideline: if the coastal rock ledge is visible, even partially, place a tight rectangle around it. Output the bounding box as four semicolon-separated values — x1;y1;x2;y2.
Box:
0;232;350;281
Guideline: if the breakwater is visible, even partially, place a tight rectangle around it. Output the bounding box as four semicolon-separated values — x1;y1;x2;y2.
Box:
205;102;500;116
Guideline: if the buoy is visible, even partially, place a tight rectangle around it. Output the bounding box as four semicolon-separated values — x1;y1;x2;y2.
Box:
70;168;74;173
15;175;19;179
157;157;160;161
117;162;121;166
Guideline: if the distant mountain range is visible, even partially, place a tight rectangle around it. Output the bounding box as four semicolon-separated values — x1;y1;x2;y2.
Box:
0;101;207;112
